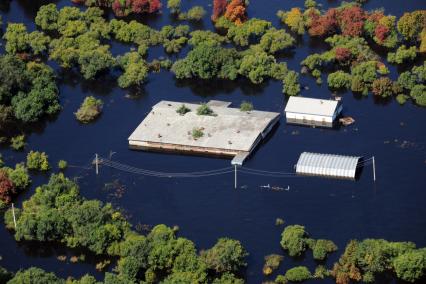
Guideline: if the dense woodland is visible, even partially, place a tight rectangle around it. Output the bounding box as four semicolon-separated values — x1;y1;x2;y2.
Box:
0;0;425;283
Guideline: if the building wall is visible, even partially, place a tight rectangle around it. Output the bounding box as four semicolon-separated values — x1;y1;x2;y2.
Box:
286;112;333;127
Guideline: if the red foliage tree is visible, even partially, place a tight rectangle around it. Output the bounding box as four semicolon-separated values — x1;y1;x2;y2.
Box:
112;0;127;17
337;6;366;37
374;25;390;43
130;0;149;13
335;47;351;62
224;0;247;25
0;170;15;204
308;8;338;37
212;0;227;21
148;0;161;13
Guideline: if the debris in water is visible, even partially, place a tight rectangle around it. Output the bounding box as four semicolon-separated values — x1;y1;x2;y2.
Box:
339;116;355;126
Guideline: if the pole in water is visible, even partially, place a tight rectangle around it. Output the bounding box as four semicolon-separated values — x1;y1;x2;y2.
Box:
234;165;237;189
95;153;99;175
11;203;17;229
372;156;376;182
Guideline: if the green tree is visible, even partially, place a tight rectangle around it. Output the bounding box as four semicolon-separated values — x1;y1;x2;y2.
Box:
410;84;426;106
259;28;295;54
200;238;248;274
280;225;308;257
167;0;181;14
8;267;64;284
327;71;352;90
3;23;29;54
393;249;426;282
387;45;417;64
285;266;312;282
283;71;300;96
75;96;103;123
117;52;148;88
26;151;50;171
312;239;338;260
35;3;59;31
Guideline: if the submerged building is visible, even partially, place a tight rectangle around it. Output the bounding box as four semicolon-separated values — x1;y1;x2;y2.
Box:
128;100;280;165
284;97;342;127
295;152;361;180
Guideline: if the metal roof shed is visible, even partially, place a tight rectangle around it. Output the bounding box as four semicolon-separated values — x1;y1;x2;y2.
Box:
296;152;361;179
284;97;342;127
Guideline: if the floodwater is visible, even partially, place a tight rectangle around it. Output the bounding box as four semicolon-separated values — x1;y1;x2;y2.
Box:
0;0;425;283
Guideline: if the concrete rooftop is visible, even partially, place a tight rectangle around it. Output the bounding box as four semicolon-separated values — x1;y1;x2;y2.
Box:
128;100;280;155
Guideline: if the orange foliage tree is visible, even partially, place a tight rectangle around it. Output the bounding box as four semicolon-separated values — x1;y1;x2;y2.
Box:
224;0;247;25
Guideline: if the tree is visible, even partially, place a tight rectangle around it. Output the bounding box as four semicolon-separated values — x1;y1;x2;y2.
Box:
393;249;426;282
200;238;248;274
285;266;312;282
278;8;306;35
167;0;181;14
224;0;247;25
397;11;426;41
238;50;276;84
371;77;395;97
26;151;50;171
308;8;338;37
185;6;206;21
280;225;309;257
259;28;295;54
337;6;366;37
8;267;64;284
117;52;148;88
387;45;417;64
227;18;272;46
410;85;426;106
212;0;227;21
35;3;59;30
327;71;352;90
312;239;338;260
3;23;29;54
75;96;103;123
282;71;300;96
0;170;15;204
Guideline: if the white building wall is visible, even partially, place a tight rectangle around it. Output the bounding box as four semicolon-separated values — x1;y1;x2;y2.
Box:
286;112;333;123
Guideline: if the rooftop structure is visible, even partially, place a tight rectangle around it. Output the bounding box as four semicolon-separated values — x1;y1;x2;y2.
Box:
284;97;342;127
295;152;361;179
128;100;280;165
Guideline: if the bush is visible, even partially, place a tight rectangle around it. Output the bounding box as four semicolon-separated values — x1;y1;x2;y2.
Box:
280;225;308;257
284;266;312;282
167;0;181;14
312;239;338;260
26;151;50;171
176;104;191;115
185;6;206;21
327;71;352;90
239;101;253;111
275;275;288;284
263;254;283;275
314;265;330;279
75;96;103;123
191;128;204;140
58;160;67;170
10;135;26;151
275;218;285;226
396;94;408;105
196;104;215;116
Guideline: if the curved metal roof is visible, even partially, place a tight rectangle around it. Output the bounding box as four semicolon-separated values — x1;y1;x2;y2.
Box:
296;152;361;179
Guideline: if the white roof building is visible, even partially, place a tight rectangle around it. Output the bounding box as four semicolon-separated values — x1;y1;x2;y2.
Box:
296;152;361;179
284;97;342;127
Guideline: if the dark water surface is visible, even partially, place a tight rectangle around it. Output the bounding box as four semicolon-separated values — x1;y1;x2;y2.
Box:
1;0;426;283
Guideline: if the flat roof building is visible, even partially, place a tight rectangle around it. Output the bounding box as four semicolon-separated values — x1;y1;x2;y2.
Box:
284;97;342;127
128;100;280;165
295;152;361;179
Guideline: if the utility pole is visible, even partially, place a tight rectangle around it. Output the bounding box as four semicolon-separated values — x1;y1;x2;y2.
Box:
372;156;376;182
234;165;237;189
11;203;17;229
95;153;99;175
